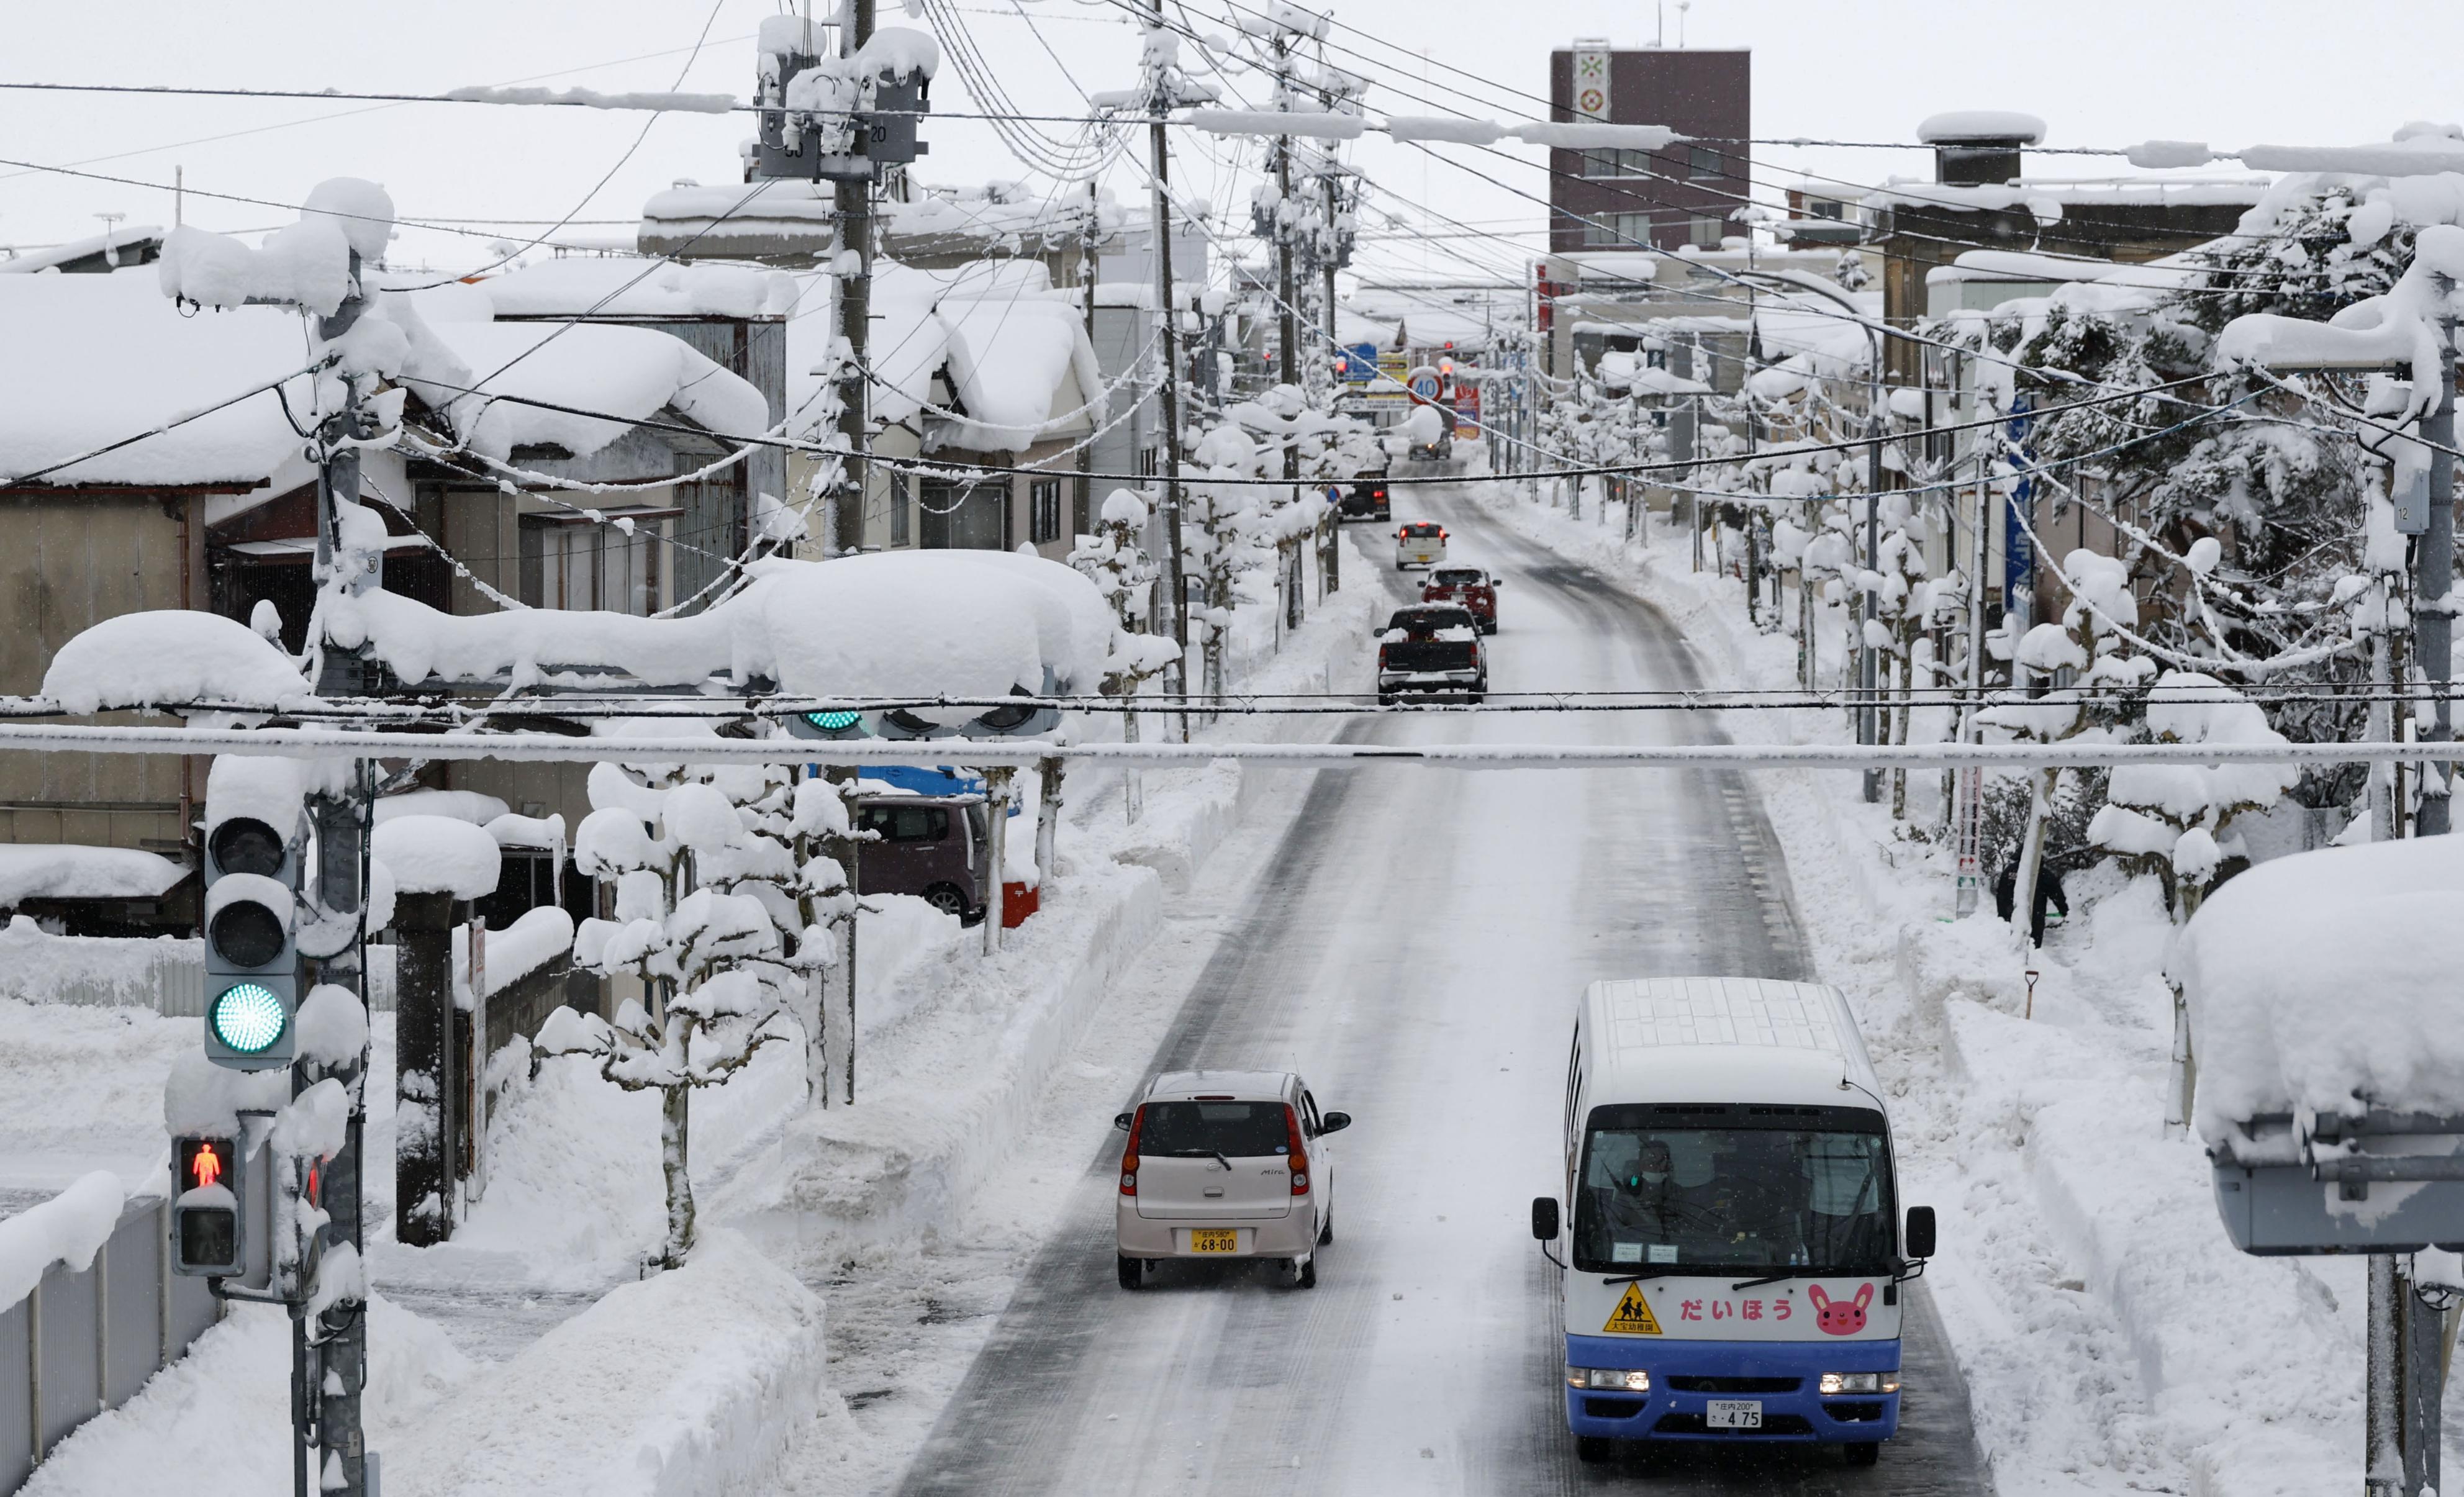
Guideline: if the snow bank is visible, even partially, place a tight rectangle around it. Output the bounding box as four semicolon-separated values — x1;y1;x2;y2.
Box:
41;609;307;715
0;844;184;907
372;815;501;900
0;917;191;1008
2175;836;2464;1141
0;1170;124;1308
18;1296;472;1497
381;1231;828;1497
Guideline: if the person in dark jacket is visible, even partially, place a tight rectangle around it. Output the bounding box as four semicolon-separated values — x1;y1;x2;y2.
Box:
1994;859;2070;946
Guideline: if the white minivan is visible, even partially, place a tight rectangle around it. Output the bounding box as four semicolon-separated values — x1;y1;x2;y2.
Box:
1113;1070;1349;1289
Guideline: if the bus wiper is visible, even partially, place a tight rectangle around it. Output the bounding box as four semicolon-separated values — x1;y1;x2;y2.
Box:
1729;1272;1795;1291
1600;1270;1678;1285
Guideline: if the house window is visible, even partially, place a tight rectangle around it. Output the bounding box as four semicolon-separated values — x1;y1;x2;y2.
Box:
523;511;673;613
1688;145;1724;179
1138;446;1159;477
1690;215;1726;248
1582;149;1655;178
1583;212;1653;246
1028;478;1062;545
890;471;911;548
918;480;1007;550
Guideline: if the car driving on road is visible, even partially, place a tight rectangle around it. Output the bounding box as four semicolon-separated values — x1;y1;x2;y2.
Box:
1395;520;1447;569
1115;1070;1349;1289
1338;469;1392;522
1375;603;1487;704
1421;565;1502;633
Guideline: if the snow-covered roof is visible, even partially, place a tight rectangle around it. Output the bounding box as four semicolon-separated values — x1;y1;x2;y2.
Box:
1578;977;1885;1111
0;269;321;489
404;319;771;459
2176;835;2464;1141
0;845;186;907
1864;177;2272;215
479;258;800;319
0;224;165;276
1917;111;2047;145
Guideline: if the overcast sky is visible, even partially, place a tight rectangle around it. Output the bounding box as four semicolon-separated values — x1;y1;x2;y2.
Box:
1;1;2454;282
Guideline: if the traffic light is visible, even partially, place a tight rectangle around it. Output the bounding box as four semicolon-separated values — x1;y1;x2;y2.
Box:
170;1134;244;1276
785;706;872;741
202;795;301;1070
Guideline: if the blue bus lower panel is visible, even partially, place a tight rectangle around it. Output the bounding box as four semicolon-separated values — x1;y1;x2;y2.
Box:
1561;1333;1901;1444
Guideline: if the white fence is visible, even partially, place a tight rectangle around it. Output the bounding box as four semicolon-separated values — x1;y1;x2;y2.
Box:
0;932;397;1016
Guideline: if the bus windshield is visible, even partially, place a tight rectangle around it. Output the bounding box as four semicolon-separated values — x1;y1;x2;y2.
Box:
1571;1121;1895;1277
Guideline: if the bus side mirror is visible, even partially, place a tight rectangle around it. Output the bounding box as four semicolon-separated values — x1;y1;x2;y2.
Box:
1113;1112;1133;1131
1905;1205;1936;1260
1531;1196;1560;1242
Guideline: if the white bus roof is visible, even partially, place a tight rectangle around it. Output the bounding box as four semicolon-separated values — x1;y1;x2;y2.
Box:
1578;977;1884;1112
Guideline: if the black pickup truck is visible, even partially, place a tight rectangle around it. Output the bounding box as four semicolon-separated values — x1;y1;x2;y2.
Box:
1374;604;1488;705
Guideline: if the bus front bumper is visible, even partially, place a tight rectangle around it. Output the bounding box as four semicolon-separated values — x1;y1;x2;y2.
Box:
1560;1334;1901;1445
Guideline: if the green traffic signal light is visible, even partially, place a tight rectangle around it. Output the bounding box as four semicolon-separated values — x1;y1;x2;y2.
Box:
805;710;863;732
209;982;288;1055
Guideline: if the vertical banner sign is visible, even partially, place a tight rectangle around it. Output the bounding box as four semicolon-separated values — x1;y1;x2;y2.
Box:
2004;396;2036;623
1572;46;1612;122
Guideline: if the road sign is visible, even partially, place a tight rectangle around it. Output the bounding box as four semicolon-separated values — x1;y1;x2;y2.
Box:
1410;373;1441;400
1336;343;1378;384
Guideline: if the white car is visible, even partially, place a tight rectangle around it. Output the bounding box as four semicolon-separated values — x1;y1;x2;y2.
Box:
1113;1069;1350;1289
1395;521;1448;569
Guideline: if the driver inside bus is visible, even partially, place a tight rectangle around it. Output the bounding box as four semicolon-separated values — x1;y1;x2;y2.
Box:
1596;1137;1715;1246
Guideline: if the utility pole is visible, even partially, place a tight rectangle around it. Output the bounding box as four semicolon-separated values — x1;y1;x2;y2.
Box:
306;253;377;1497
1145;0;1190;743
1274;29;1300;622
834;0;877;559
1861;386;1884;803
1078;178;1100;542
2417;294;2457;836
1320;163;1342;597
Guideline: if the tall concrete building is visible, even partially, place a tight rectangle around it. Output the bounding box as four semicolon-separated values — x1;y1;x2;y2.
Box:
1546;41;1751;255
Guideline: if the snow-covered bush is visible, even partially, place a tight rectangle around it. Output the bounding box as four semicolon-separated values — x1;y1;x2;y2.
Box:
2089;673;2298;923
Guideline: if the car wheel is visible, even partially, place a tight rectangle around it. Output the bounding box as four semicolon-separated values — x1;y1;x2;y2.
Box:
1575;1436;1615;1465
1318;1210;1334;1246
922;884;972;923
1117;1255;1142;1290
1377;692;1395;706
1844;1442;1881;1467
1288;1256;1317;1290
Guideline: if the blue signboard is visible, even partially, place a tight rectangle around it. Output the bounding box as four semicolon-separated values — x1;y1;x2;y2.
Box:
1337;342;1379;384
2003;396;2036;620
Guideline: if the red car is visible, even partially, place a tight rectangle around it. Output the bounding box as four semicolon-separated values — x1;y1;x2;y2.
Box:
1420;565;1502;634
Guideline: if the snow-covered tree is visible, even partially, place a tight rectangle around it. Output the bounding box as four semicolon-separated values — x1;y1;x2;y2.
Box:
2088;675;2297;924
543;756;849;1267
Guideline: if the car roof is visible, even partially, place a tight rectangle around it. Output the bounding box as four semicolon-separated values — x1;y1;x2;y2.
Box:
1144;1069;1296;1101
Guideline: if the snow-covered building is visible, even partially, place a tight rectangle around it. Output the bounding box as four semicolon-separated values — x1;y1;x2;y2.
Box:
787;258;1105;563
0;265;769;926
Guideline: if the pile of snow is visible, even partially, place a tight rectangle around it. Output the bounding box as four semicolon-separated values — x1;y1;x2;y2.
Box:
0;916;194;1009
42;610;309;716
380;1231;831;1496
480;258;798;320
1916;109;2047;144
374;788;512;826
158;178;394;317
2175;835;2464;1141
0;844;184;907
0;1170;124;1308
458;907;574;1003
2218;222;2464;397
372;815;501;900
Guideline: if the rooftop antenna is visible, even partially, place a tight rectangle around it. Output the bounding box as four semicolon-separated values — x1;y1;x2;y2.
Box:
1677;0;1690;47
1656;0;1665;46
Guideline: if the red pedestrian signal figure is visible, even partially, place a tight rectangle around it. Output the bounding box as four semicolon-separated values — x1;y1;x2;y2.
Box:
171;1134;245;1275
189;1141;223;1191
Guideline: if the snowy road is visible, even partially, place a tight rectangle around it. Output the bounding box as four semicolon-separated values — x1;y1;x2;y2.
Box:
889;485;1986;1495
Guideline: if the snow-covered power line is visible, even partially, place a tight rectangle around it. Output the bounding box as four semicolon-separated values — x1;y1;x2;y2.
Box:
0;720;2444;774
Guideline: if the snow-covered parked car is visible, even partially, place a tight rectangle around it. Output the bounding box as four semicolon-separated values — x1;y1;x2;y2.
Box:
1375;604;1487;703
1395;521;1448;570
1115;1070;1349;1289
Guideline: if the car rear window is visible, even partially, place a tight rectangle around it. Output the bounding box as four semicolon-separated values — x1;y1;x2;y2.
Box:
1402;523;1441;536
1138;1101;1290;1157
1431;568;1482;586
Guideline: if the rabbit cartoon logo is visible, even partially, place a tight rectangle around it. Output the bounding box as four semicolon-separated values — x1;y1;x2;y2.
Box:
1808;1283;1874;1336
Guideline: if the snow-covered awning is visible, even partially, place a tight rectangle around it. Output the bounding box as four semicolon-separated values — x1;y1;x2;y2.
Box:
479;258;800;320
0;844;186;907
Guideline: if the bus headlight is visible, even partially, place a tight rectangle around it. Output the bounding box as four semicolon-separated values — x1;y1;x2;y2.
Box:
1565;1367;1650;1391
1818;1372;1900;1395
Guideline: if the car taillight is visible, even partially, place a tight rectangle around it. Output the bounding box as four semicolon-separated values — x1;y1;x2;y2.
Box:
1285;1105;1310;1195
1439;528;1449;541
1120;1106;1143;1195
1374;487;1387;499
1377;645;1389;667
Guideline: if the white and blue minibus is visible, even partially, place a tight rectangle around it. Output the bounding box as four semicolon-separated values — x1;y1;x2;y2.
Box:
1531;977;1936;1468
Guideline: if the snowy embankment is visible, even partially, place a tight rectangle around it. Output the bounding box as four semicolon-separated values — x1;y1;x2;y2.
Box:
1469;485;2366;1496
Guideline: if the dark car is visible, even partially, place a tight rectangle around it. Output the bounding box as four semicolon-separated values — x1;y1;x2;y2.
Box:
1421;566;1502;633
850;790;991;924
1339;470;1392;522
1374;604;1487;704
